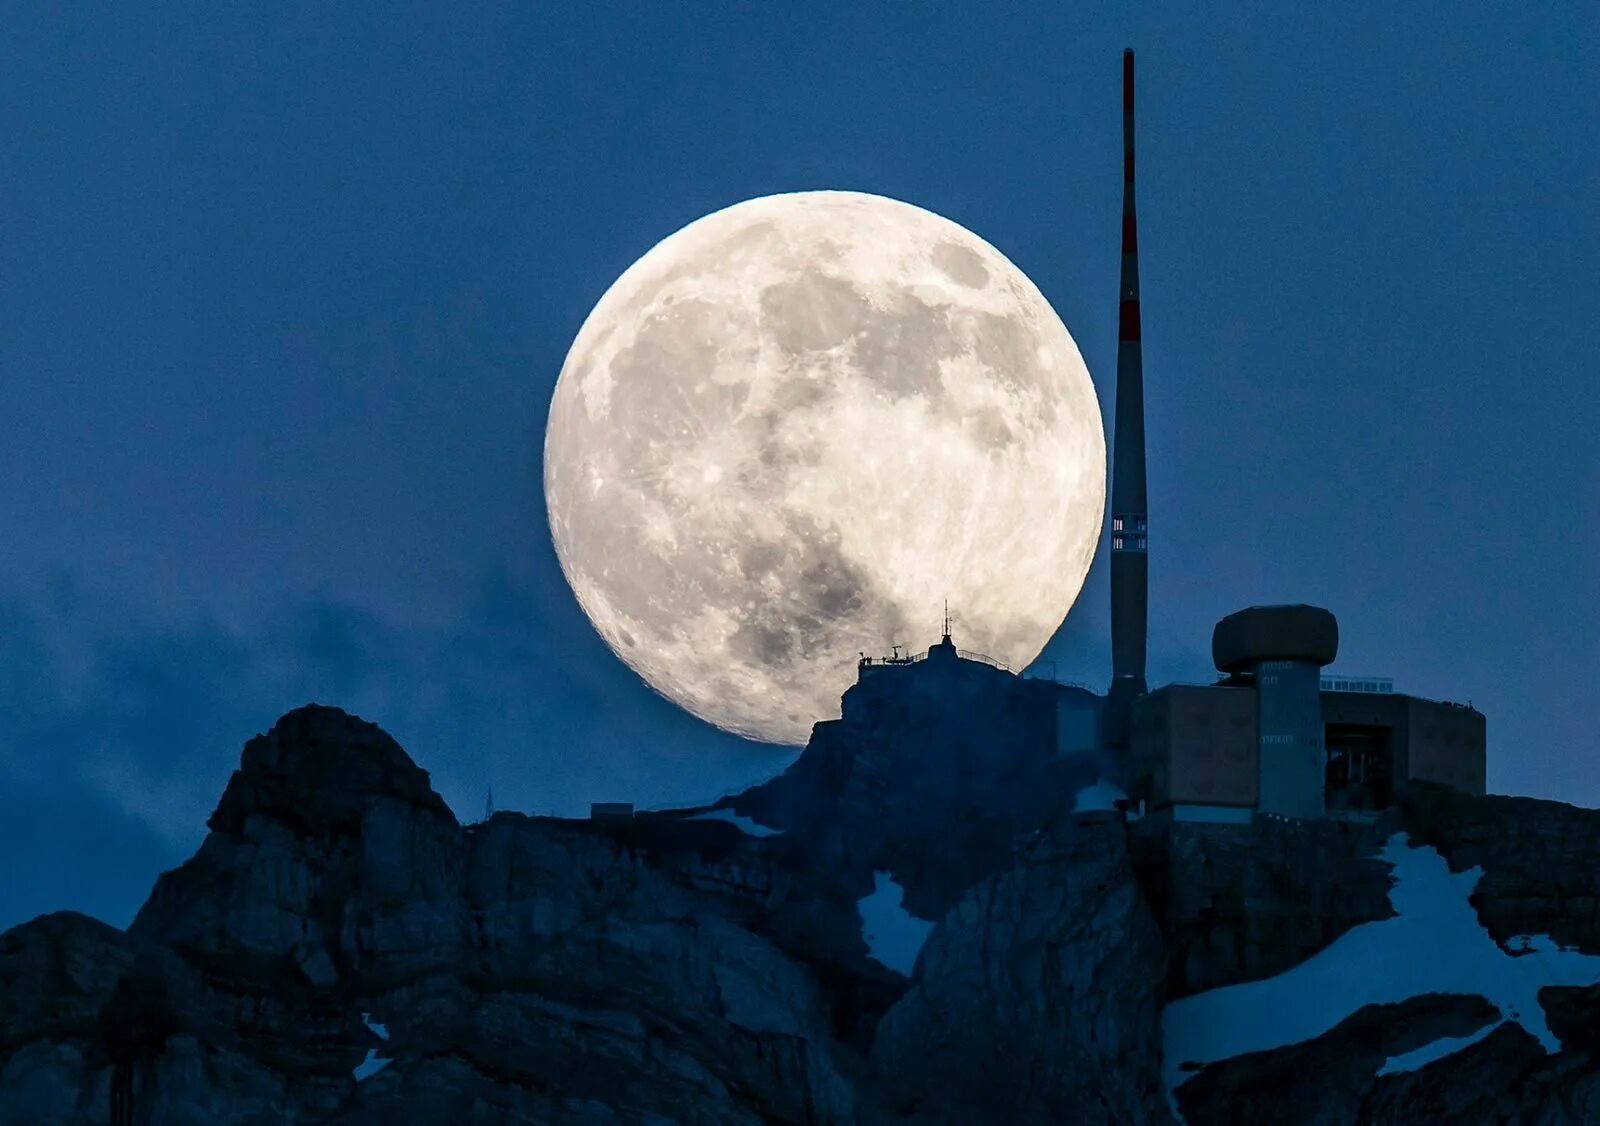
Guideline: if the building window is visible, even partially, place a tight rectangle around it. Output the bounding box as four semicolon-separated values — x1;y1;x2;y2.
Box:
1112;536;1124;550
1113;517;1123;531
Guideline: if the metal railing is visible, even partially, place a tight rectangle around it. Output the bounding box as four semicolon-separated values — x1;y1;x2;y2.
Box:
956;648;1012;672
857;649;923;668
857;646;1014;673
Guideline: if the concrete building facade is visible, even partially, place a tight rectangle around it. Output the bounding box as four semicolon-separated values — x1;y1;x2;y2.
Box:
1128;605;1486;822
1129;685;1255;821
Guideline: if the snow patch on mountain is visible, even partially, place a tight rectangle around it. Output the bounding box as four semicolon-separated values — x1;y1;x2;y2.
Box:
858;870;933;975
688;807;783;837
1071;777;1127;813
354;1011;392;1082
1163;833;1600;1108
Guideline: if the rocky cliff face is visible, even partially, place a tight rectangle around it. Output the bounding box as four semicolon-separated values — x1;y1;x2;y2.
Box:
871;812;1168;1124
3;690;1600;1124
1399;784;1600;953
733;655;1097;921
1129;813;1399;997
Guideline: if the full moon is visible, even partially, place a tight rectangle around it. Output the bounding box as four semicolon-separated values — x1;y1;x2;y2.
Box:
545;191;1105;745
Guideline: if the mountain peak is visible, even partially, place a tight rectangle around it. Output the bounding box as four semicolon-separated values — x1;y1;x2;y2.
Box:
207;703;453;837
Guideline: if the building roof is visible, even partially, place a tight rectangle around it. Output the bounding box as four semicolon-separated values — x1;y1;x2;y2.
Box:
1213;604;1339;672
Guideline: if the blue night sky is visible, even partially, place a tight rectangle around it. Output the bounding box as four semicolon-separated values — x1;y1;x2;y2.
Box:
1;3;1595;930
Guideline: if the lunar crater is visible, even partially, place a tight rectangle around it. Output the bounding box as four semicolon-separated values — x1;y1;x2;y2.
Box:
932;240;991;288
760;274;871;354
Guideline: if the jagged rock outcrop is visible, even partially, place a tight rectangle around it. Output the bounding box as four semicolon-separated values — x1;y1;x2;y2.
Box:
1175;990;1600;1126
0;697;1159;1123
1171;993;1501;1125
1130;813;1399;997
132;705;467;975
125;706;863;1123
1359;1019;1600;1124
0;912;133;1057
734;653;1098;920
0;913;134;1125
1149;794;1600;1124
871;813;1170;1124
4;691;1600;1124
1401;783;1600;954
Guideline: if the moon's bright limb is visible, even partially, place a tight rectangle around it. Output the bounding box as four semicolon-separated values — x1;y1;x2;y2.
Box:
544;191;1105;745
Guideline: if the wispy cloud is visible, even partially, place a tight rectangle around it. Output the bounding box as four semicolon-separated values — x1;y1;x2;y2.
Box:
0;570;793;931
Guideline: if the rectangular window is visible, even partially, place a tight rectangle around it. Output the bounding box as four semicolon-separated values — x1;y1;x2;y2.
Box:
1113;517;1123;531
1112;536;1124;550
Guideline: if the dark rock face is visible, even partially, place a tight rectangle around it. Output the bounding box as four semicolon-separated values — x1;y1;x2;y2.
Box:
871;814;1170;1124
204;705;454;838
1172;993;1501;1125
0;702;1126;1123
4;695;1600;1124
1402;783;1600;953
1144;791;1600;1124
0;913;135;1123
735;655;1097;920
0;912;133;1057
1542;982;1600;1054
1130;814;1399;998
132;706;467;989
1360;1020;1600;1124
124;706;861;1124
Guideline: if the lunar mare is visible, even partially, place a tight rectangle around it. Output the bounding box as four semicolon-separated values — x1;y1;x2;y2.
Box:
544;191;1105;745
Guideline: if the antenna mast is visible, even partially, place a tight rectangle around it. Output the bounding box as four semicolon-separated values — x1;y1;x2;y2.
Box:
1108;48;1151;745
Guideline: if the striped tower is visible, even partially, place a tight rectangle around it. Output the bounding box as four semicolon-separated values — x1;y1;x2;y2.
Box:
1107;48;1149;746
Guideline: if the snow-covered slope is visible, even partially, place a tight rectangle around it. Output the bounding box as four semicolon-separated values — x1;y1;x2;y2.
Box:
1163;832;1600;1110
